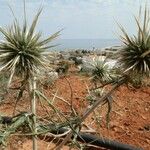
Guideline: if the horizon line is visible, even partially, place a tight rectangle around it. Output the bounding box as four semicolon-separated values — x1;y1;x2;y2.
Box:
57;38;120;40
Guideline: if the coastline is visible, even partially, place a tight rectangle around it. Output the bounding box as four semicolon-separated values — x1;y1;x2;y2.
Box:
50;39;121;51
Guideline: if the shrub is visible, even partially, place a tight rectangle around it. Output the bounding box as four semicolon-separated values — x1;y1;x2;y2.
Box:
0;6;60;149
80;56;112;83
118;7;150;78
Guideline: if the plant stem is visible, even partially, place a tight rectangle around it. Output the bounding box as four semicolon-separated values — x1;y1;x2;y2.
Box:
30;77;37;150
80;77;126;123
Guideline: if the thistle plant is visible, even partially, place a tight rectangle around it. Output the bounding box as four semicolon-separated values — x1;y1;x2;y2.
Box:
0;5;60;150
81;56;112;89
118;7;150;77
90;57;112;84
0;10;60;85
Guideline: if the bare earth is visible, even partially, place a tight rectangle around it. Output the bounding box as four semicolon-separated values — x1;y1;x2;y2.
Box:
0;69;150;150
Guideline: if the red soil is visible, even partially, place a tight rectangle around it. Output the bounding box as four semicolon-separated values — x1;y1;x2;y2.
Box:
0;71;149;150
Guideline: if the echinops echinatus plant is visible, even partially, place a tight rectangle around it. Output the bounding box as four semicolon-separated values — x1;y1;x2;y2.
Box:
0;2;61;150
118;7;150;77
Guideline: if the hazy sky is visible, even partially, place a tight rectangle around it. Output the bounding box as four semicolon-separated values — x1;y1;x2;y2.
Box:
0;0;149;39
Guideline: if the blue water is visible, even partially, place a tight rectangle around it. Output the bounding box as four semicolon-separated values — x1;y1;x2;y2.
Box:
51;39;121;51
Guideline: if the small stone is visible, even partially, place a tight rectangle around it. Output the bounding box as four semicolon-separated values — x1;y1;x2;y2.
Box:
145;139;150;144
138;127;144;131
141;115;147;120
18;140;22;145
144;125;150;131
124;122;130;126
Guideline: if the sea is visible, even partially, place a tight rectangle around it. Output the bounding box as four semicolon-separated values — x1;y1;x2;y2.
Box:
51;39;121;51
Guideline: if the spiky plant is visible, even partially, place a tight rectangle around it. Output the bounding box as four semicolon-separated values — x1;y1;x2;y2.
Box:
90;57;112;83
0;6;60;150
0;10;60;84
118;7;150;77
81;56;112;86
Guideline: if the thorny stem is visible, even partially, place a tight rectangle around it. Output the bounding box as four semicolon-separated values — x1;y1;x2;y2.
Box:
64;77;77;116
80;77;126;122
90;80;115;91
29;77;37;150
13;79;27;115
55;131;72;150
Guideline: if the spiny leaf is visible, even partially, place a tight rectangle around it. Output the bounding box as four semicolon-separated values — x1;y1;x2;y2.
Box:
118;6;150;77
0;8;60;85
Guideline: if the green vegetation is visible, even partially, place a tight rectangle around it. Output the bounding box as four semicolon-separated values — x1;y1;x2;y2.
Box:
0;4;60;150
118;7;150;77
0;73;8;103
90;58;112;83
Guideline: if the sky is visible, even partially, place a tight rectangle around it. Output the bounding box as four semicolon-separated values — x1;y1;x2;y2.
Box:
0;0;149;39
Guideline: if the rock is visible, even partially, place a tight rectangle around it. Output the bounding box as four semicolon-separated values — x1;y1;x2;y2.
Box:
123;122;130;126
144;125;150;131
